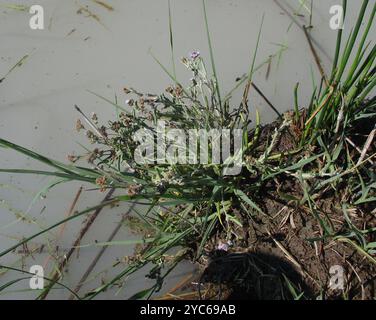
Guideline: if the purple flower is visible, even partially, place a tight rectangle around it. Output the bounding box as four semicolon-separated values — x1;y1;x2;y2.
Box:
217;242;229;251
190;50;200;60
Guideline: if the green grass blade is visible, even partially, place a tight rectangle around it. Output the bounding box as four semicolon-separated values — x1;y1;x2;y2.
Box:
168;0;176;78
202;0;222;112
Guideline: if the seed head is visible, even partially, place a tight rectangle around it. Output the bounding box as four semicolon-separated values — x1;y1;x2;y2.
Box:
76;119;85;132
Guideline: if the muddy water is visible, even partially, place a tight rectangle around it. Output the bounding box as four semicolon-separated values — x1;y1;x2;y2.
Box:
0;0;374;299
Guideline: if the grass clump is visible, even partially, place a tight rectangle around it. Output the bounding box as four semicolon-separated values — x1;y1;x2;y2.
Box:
0;0;375;300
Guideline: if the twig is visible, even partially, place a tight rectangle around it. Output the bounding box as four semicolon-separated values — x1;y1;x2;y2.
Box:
251;82;282;118
59;187;84;238
346;260;365;300
303;26;328;86
267;230;303;270
266;229;318;286
167;273;194;295
39;188;116;300
42;186;83;270
346;137;374;165
357;125;376;165
69;200;136;299
272;0;332;62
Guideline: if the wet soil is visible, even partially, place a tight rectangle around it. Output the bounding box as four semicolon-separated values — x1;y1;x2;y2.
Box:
196;114;376;300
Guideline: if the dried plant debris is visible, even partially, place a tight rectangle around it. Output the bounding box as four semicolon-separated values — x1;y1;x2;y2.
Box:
66;28;77;37
76;2;105;27
0;4;29;12
0;54;29;83
91;0;114;12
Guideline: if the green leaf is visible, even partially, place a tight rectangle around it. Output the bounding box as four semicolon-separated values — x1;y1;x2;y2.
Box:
128;287;155;300
234;189;263;214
